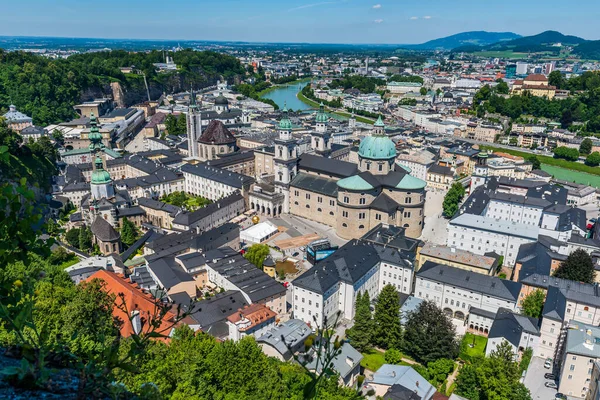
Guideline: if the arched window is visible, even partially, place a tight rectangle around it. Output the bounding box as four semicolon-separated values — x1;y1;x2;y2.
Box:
329;211;334;215
403;223;409;228
342;223;347;227
306;204;310;208
317;208;322;212
358;225;364;229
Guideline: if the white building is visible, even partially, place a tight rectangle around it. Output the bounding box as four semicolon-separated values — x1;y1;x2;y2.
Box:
485;308;540;358
181;162;254;201
415;263;521;321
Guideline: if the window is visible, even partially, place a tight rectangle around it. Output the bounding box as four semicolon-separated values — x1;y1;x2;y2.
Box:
406;197;412;204
358;212;366;220
342;211;348;218
343;196;349;203
342;223;347;227
330;200;335;206
317;208;322;212
359;224;364;229
376;214;382;221
403;211;411;218
378;163;383;171
308;300;312;306
359;198;366;205
306;193;310;200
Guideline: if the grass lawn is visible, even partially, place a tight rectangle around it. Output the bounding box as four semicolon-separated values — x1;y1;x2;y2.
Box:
361;349;386;372
459;333;487;361
59;257;80;269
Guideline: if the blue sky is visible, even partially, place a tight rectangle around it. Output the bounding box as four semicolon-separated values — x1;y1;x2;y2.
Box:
1;0;599;44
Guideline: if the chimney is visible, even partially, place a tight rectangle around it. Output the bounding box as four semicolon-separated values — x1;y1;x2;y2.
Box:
416;381;419;388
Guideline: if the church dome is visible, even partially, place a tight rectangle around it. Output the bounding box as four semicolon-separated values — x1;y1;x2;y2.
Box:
215;95;229;105
358;135;397;160
315;102;328;123
91;157;112;185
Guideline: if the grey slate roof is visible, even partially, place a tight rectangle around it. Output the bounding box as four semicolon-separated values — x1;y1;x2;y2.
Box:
208;249;286;303
565;321;600;358
292;241;381;295
146;256;195;289
417;262;522;302
488;308;540;348
290;172;338;197
257;319;312;361
180;163;254;189
137;197;181;216
172;192;243;226
543;282;600;321
91;217;120;242
198;120;236;144
428;164;454;176
469;307;497;320
185;290;250;337
298;153;358;178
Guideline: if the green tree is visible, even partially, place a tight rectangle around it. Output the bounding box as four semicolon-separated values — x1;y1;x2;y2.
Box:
51;129;64;147
78;226;93;252
244;244;270;269
521;289;545;319
373;284;402;350
455;363;481;400
580;138;593;155
384;348;403;364
426;358;455;387
553;248;596;283
120;217;139;247
443;182;466;218
420;87;427;96
585;151;600;167
526;155;541;170
65;227;81;248
403;300;459;364
548;70;565;89
347;291;373;352
553;146;580;161
495;80;509;94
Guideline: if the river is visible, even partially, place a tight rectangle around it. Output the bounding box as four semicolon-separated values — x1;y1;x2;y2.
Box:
261;82;312;111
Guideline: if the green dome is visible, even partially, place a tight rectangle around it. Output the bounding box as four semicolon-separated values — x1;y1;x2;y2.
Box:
396;174;426;190
91;169;112;185
337;175;375;191
279;105;293;130
374;115;385;127
358;135;397;160
315;103;328;123
91;157;112;185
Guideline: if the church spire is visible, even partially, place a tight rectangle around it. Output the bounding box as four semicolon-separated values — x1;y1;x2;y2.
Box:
88;113;104;153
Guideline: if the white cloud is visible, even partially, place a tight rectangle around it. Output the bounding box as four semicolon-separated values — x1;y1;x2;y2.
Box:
374;19;384;23
423;15;432;19
372;4;381;8
287;1;337;12
409;16;418;20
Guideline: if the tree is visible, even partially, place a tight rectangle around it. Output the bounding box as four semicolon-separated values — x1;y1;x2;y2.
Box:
585;151;600;167
51;129;64;147
553;248;596;283
78;226;93;251
420;87;428;96
548;70;565;89
426;358;455;387
403;300;459;364
443;182;466;218
244;244;270;269
495;80;509;94
526;155;541;170
373;284;402;350
455;363;481;400
553;146;580;161
65;227;81;248
384;348;403;364
120;217;138;247
580;138;593;155
521;289;545;319
346;291;373;352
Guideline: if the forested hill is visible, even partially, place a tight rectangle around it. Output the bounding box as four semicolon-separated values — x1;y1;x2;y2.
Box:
0;49;246;125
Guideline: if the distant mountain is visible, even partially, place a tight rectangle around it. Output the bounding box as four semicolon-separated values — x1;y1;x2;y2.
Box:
572;40;600;60
486;30;586;50
403;31;521;50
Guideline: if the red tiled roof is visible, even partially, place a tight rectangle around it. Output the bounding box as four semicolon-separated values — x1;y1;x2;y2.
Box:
226;303;276;332
524;74;547;82
86;270;179;341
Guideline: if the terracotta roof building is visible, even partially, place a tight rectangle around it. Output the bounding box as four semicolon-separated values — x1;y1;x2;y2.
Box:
226;303;277;341
86;270;182;340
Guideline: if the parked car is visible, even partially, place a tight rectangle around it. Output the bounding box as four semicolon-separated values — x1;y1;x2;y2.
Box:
292;252;300;257
544;358;553;369
555;393;566;399
545;382;558;389
545;373;557;380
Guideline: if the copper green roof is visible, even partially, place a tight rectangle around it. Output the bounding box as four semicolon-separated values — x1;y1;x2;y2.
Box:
337;175;375;191
358;135;397;160
374;115;385;127
88;113;104;152
279;104;293;130
396;174;426;190
316;103;328;123
397;163;412;173
91;156;112;185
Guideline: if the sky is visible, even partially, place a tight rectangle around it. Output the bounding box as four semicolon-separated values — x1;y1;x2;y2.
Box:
1;0;599;44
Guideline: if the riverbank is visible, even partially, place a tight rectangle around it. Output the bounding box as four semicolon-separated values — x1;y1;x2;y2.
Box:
257;77;312;97
296;91;375;125
480;145;600;177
